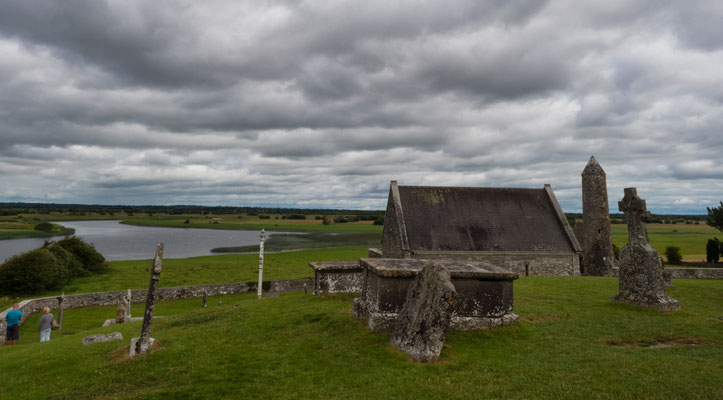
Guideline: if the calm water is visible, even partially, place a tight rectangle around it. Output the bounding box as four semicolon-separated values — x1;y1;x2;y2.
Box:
0;220;279;262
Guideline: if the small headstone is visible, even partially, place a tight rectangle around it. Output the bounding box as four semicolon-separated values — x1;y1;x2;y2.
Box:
389;262;457;363
612;188;679;311
202;292;207;307
116;291;131;323
83;332;123;346
217;300;222;306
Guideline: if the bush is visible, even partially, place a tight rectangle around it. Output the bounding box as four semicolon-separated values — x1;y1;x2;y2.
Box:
707;238;720;263
47;244;85;277
34;222;54;232
373;217;384;226
258;215;270;219
183;219;190;224
287;214;306;220
612;243;620;260
53;236;107;274
322;217;331;225
0;249;67;294
664;246;682;265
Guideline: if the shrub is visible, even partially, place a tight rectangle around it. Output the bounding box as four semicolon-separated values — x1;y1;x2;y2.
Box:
373;217;384;226
287;214;306;220
47;244;85;277
183;219;190;224
258;215;270;219
0;249;67;294
333;216;349;223
322;217;331;225
53;236;107;274
664;246;682;265
706;239;720;263
34;222;54;232
706;201;723;232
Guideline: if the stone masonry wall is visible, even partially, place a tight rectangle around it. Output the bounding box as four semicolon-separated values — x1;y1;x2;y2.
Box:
0;278;312;345
411;251;580;276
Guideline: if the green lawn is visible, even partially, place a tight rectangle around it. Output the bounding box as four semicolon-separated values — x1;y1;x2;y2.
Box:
611;223;720;261
1;277;720;399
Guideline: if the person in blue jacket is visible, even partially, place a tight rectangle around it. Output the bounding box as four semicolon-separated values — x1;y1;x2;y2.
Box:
5;304;24;346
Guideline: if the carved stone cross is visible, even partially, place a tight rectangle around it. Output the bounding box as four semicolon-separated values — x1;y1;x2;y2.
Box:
618;187;650;245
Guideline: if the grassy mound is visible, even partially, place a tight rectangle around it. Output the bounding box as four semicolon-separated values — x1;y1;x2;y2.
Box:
1;277;721;399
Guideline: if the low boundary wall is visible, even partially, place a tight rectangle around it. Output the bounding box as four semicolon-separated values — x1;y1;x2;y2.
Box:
0;278;312;345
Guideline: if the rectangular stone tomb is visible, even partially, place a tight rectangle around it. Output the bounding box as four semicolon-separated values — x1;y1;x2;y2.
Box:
309;261;364;294
352;258;519;331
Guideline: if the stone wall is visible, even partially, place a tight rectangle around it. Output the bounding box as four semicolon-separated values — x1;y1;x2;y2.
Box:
410;251;580;276
611;267;723;280
0;278;312;345
666;267;723;279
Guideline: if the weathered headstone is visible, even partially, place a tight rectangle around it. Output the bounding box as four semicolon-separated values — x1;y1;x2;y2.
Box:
83;332;123;346
389;262;457;363
116;290;131;323
202;291;207;307
131;243;164;356
612;188;679;311
574;156;615;276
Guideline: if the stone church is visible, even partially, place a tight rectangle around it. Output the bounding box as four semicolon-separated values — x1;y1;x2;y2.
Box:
374;181;581;276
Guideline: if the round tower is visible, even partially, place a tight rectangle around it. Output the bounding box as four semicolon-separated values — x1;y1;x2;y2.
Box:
579;156;615;276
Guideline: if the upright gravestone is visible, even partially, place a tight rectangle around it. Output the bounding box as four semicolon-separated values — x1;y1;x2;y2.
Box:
116;290;131;323
612;188;679;311
131;243;164;356
389;262;457;363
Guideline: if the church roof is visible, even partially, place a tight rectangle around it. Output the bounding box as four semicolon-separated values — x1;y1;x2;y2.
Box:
387;183;579;253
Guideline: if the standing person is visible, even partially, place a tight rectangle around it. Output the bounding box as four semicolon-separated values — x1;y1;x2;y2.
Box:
4;304;23;346
38;307;54;342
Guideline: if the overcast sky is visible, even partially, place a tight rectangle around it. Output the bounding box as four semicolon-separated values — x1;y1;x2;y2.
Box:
0;1;721;213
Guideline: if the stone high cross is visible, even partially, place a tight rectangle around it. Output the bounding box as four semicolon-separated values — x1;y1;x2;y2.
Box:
618;187;650;245
134;243;164;356
613;188;679;311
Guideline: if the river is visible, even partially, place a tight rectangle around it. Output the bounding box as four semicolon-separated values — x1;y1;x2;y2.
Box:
0;220;280;262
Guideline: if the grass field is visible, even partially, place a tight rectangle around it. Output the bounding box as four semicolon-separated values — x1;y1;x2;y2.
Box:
120;215;383;232
1;276;720;399
0;246;370;311
0;219;74;240
610;223;720;261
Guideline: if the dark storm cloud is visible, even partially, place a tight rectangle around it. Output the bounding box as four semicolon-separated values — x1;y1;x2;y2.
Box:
0;0;721;212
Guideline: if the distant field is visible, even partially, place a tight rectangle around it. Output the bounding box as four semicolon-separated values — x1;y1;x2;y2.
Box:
120;215;383;232
0;219;73;240
610;223;720;261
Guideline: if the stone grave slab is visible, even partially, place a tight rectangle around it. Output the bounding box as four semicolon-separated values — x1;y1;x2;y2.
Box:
309;261;364;294
353;258;518;332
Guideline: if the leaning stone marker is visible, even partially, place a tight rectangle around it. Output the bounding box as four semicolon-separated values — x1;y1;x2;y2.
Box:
131;243;164;356
390;262;457;363
83;332;123;346
612;188;679;311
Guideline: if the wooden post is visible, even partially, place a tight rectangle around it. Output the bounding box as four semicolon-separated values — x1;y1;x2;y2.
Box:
258;229;265;299
135;243;163;356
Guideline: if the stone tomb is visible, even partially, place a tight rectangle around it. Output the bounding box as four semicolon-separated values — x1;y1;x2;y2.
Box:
308;261;364;295
353;258;519;331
